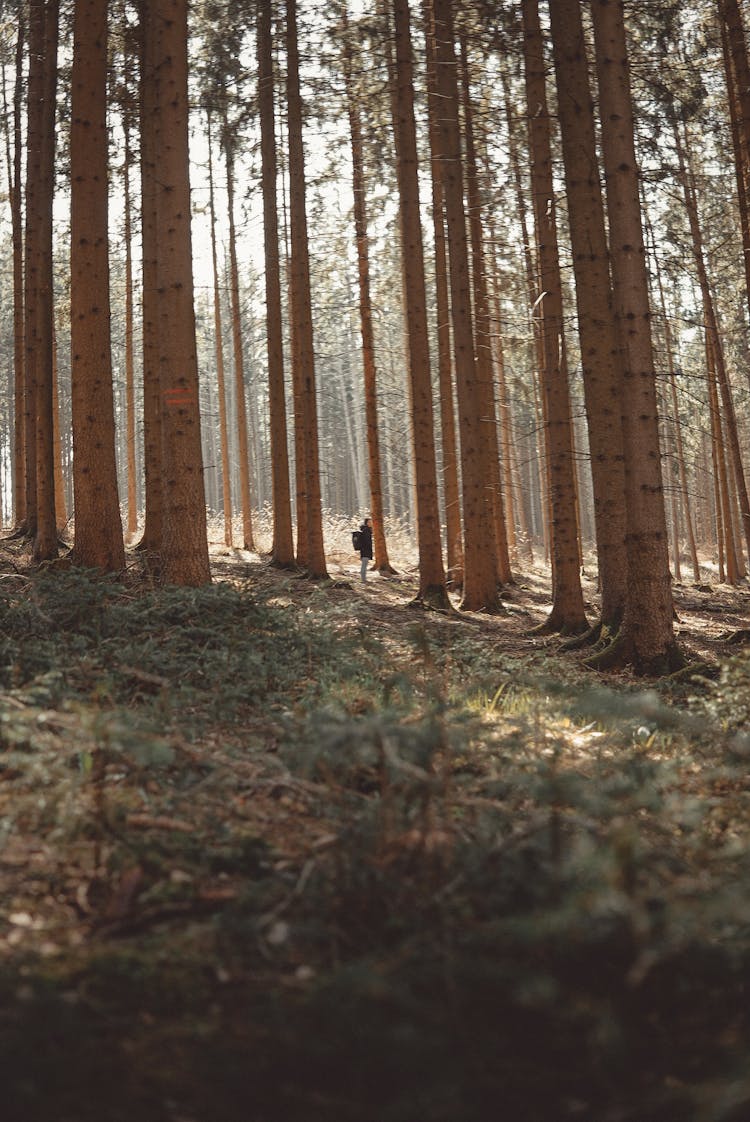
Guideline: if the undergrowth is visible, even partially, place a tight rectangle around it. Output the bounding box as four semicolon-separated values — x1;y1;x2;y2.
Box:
1;565;750;1122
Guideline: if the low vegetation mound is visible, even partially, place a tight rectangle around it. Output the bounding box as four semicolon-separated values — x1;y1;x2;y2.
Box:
1;557;750;1121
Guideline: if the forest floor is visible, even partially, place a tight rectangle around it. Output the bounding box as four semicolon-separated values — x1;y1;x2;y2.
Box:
2;531;750;1122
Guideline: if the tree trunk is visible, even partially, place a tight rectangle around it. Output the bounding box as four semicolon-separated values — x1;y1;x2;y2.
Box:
459;30;512;589
32;0;59;563
257;0;294;568
590;0;681;673
549;0;628;636
421;0;463;589
52;321;67;533
389;0;448;607
208;114;233;549
707;331;740;583
223;126;255;553
286;0;327;579
152;0;210;586
719;7;750;334
502;71;549;561
341;3;394;573
5;11;24;527
646;215;701;583
138;0;163;557
70;0;125;571
123;107;138;540
427;0;498;611
673;117;750;568
522;0;587;635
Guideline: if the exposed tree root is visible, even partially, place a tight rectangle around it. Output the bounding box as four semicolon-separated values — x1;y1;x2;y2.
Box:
585;632;687;676
718;629;750;646
376;563;398;576
560;619;605;651
528;613;589;638
267;556;299;572
409;585;454;612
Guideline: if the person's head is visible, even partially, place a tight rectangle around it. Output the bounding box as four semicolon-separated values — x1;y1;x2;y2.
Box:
364;517;371;527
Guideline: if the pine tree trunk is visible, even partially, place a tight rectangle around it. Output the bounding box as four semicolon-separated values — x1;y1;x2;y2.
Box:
32;0;59;563
707;331;740;583
673;117;750;566
123;109;138;540
719;9;750;333
590;0;681;673
224;129;255;552
502;72;549;561
458;29;512;589
70;0;124;571
138;0;163;557
152;0;210;586
647;217;701;583
52;321;67;533
549;0;628;636
257;0;294;568
23;0;46;541
421;0;463;589
341;4;394;573
389;0;448;606
208;116;233;549
427;0;498;611
286;0;327;579
522;0;587;635
6;11;25;528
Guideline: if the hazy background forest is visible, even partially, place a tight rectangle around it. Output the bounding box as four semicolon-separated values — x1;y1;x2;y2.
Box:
2;0;749;584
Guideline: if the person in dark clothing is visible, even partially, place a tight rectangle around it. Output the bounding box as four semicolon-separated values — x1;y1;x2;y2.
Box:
359;517;373;581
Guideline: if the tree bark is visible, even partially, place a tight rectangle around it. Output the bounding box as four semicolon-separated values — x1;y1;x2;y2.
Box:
257;0;295;568
673;116;750;568
341;3;395;573
138;0;163;557
590;0;681;673
549;0;628;635
459;30;512;589
421;0;463;589
223;126;255;552
389;0;448;606
32;0;59;563
70;0;125;571
123;106;138;540
427;0;498;611
522;0;587;634
5;10;25;527
152;0;210;586
286;0;327;578
207;114;233;549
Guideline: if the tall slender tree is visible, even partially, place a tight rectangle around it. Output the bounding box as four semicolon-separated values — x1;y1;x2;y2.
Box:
548;0;627;642
429;0;499;611
138;0;163;557
151;0;211;586
340;2;394;574
522;0;587;634
421;0;463;588
286;0;327;578
589;0;682;672
70;0;125;571
389;0;448;607
257;0;294;568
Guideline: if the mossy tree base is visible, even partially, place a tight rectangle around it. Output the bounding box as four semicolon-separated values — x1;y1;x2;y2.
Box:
585;630;687;676
528;612;589;639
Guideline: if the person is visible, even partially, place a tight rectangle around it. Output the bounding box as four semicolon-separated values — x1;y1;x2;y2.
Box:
358;517;373;582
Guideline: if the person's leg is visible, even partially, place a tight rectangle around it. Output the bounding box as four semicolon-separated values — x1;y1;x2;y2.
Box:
360;555;368;581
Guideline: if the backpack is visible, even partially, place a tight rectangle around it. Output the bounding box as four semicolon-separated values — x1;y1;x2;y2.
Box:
352;529;363;552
